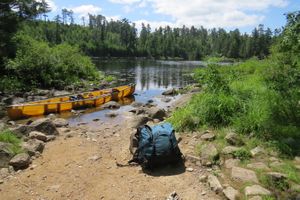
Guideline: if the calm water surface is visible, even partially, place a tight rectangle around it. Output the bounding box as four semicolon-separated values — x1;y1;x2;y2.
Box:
68;59;205;125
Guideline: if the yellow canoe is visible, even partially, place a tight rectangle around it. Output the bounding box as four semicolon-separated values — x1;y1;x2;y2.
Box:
7;84;135;120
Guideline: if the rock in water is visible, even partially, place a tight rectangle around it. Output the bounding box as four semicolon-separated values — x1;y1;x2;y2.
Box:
101;101;121;109
9;153;31;169
162;89;177;96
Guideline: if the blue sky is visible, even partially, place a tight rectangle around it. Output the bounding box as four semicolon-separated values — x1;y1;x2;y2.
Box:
44;0;300;33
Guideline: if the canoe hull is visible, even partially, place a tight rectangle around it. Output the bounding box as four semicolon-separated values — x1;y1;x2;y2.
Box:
7;84;135;120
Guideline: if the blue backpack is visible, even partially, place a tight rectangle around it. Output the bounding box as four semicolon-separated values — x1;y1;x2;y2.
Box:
129;122;183;169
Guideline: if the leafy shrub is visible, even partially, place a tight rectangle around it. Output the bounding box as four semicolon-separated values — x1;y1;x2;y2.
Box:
232;148;251;161
5;34;100;89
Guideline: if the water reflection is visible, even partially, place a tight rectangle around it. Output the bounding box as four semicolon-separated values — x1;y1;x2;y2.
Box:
95;59;204;91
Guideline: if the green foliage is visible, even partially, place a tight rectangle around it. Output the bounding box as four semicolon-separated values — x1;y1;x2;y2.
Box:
232;148;251;161
0;129;23;155
104;75;116;82
6;34;100;89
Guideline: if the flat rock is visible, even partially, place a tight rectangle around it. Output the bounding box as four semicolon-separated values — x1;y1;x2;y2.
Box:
9;153;31;169
207;174;223;193
52;118;69;127
29;131;47;142
222;146;241;155
245;185;271;196
200;143;219;165
250;146;265;157
200;133;216;141
231;167;258;183
247;162;269;170
225;158;240;169
225;132;243;146
223;186;239;200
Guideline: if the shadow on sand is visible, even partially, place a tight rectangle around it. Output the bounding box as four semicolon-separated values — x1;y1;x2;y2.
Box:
142;161;186;177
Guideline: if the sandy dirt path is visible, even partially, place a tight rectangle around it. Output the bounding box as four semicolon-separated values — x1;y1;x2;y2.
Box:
0;96;222;200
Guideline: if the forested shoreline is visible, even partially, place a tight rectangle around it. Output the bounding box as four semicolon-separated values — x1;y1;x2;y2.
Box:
22;11;275;60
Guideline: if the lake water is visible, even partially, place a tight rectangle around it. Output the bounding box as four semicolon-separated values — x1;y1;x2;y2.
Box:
68;59;205;125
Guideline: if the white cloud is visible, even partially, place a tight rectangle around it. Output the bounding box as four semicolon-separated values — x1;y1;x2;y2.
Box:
37;0;57;12
148;0;289;28
108;0;289;28
134;19;176;32
109;0;141;4
70;4;102;18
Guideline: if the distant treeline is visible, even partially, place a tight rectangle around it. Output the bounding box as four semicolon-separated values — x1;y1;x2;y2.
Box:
21;10;277;60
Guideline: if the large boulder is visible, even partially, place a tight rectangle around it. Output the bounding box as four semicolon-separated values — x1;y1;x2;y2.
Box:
225;132;243;146
9;153;31;169
231;167;258;183
28;118;59;135
0;142;14;168
244;185;271;196
207;174;223;193
200;143;219;165
52;118;69;127
129;115;150;128
22;139;45;156
146;107;167;120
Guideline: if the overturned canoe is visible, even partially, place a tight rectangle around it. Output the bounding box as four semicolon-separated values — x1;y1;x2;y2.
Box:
7;84;135;120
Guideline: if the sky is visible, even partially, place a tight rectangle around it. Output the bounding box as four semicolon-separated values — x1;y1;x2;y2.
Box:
43;0;300;33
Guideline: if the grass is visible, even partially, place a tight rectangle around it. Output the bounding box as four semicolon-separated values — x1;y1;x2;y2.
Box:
0;129;23;155
270;161;300;184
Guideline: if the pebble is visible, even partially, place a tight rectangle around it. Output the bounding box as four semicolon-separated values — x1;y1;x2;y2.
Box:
186;167;194;172
201;191;206;195
0;180;4;184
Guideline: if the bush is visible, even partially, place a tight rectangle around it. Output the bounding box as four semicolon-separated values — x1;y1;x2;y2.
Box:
5;34;100;89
